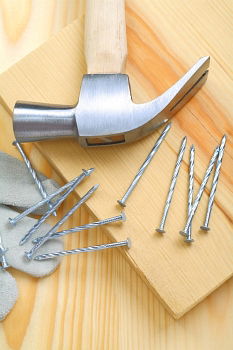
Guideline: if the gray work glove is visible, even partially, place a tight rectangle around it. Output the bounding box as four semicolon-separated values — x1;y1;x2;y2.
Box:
0;151;59;214
0;152;64;320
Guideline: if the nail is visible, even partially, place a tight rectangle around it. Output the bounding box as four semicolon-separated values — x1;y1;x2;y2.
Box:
117;123;171;207
184;145;195;242
156;136;187;233
33;238;131;261
8;173;93;225
200;135;226;231
180;146;219;236
0;234;10;269
33;212;126;244
179;145;195;241
19;168;94;245
24;184;99;260
13;141;57;216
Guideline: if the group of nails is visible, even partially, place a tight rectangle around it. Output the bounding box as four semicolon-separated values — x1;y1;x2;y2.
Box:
0;123;226;269
117;123;226;242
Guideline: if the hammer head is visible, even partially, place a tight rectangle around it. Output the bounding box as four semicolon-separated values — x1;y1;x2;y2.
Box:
13;56;209;147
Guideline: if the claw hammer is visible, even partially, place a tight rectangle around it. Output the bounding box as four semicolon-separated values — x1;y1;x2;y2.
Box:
13;0;209;147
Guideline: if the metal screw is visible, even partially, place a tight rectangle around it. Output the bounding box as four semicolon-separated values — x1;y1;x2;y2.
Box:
180;146;219;236
13;140;57;217
33;212;126;244
0;234;10;269
8;174;91;226
117;123;171;207
19;168;94;245
200;135;227;231
180;145;195;242
24;184;99;260
156;136;187;233
33;238;131;261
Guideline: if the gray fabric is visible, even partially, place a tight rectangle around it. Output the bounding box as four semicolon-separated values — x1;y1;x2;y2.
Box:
0;205;63;277
0;151;59;215
0;270;18;320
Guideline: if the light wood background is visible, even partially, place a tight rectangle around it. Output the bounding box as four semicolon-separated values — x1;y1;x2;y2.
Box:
0;0;232;349
1;1;233;317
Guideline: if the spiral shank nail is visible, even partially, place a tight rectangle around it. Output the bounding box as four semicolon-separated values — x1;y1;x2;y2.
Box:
34;212;126;242
188;145;195;215
202;135;227;229
184;145;195;241
157;137;186;232
118;123;171;206
13;141;56;215
188;146;195;234
20;169;92;245
181;146;219;235
9;175;85;225
34;239;130;261
25;185;99;259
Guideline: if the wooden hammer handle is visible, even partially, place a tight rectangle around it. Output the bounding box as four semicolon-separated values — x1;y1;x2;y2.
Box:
85;0;127;74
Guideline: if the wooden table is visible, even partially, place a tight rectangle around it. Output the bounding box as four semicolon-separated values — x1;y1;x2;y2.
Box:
0;1;232;349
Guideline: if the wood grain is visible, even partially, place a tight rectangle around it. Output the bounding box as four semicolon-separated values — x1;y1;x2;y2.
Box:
0;0;232;348
0;0;82;73
0;1;232;318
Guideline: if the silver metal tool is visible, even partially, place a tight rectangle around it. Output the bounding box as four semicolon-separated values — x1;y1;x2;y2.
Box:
156;136;187;233
32;212;126;244
8;173;89;225
118;123;171;207
24;184;99;260
13;140;57;216
33;238;131;261
12;0;209;146
0;234;9;269
184;145;195;243
19;168;94;245
200;135;227;231
180;146;219;236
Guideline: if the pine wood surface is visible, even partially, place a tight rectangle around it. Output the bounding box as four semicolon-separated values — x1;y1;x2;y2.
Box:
1;0;232;318
0;0;232;348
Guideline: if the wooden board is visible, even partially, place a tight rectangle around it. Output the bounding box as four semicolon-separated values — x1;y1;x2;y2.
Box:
0;0;82;73
0;0;232;319
1;106;233;349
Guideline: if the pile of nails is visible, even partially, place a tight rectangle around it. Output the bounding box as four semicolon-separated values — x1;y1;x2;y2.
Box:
0;124;226;269
1;141;130;266
117;123;226;243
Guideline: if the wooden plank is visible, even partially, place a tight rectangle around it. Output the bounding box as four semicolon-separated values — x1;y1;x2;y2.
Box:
0;0;232;319
1;106;233;349
0;0;82;73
